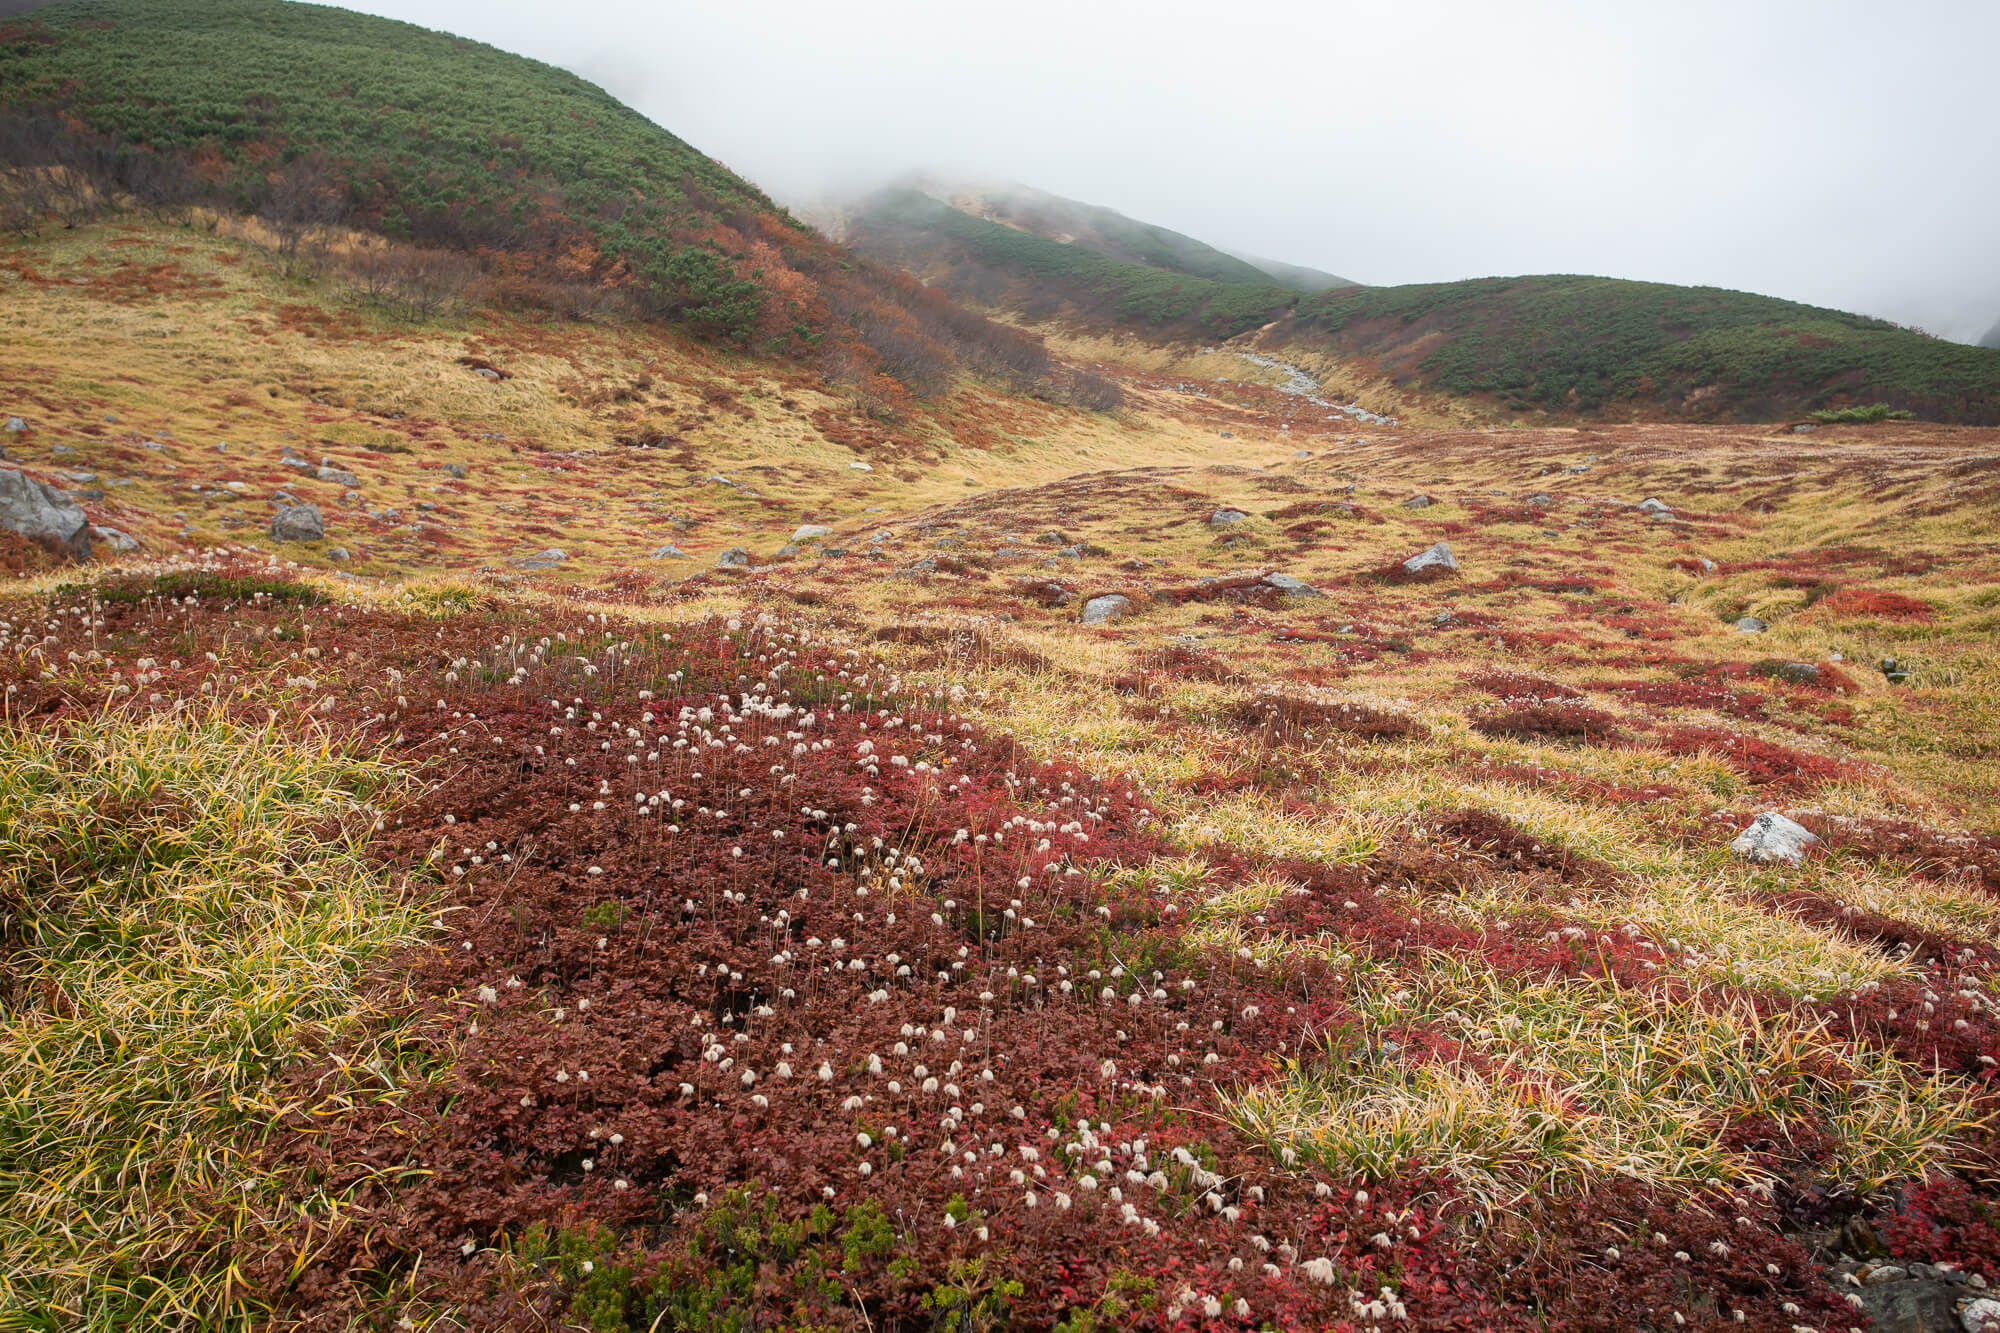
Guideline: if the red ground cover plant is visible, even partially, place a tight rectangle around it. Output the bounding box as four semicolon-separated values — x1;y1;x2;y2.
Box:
1810;588;1940;623
1224;690;1428;744
1469;698;1626;745
1790;813;2000;884
1591;676;1769;721
1655;726;1852;790
7;567;1990;1332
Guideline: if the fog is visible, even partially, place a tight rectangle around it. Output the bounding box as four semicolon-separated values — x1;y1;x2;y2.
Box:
342;0;1999;342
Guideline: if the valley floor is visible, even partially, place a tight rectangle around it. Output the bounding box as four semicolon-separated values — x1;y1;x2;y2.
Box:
6;218;2000;1331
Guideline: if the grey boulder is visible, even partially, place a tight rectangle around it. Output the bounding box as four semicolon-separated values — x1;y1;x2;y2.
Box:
441;462;469;479
1080;594;1131;625
90;525;140;554
1262;573;1323;597
1403;494;1434;509
648;544;690;560
1730;811;1820;865
270;503;325;543
0;467;91;560
1401;541;1458;575
1638;497;1674;515
1209;508;1250;525
510;548;567;569
714;547;750;568
792;524;834;542
317;465;361;487
1735;616;1768;633
3;416;26;433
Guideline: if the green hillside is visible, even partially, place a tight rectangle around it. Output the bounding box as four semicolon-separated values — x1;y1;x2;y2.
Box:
848;188;2000;423
932;182;1282;285
850;186;1298;337
0;0;1078;397
1232;251;1357;292
0;0;777;258
1289;276;2000;421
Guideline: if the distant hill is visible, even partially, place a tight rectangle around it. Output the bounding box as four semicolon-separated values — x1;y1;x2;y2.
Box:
866;180;1356;292
0;0;1073;400
845;187;2000;423
1981;320;2000;350
1228;252;1356;293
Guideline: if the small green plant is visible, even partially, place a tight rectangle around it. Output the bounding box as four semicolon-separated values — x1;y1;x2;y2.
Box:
1811;402;1915;423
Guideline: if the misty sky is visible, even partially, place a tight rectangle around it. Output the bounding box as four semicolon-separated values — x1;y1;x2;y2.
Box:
341;0;1999;342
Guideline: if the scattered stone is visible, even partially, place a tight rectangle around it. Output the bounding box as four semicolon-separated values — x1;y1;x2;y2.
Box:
90;525;140;553
1963;1298;2000;1332
1735;616;1768;633
821;547;849;558
3;417;26;433
1293;449;1311;459
1730;811;1820;864
1638;497;1673;515
1219;431;1233;439
1403;494;1434;509
1080;594;1131;625
1526;491;1554;505
774;543;803;558
707;474;735;486
849;461;872;471
648;544;690;560
1697;556;1717;573
280;452;311;470
442;462;468;479
1770;661;1820;684
1793;423;1817;434
1401;541;1458;575
270;503;325;543
792;524;833;542
0;469;90;559
899;556;939;576
1564;463;1590;474
1882;656;1912;685
1857;1278;1959;1333
1261;573;1323;597
1867;1267;1912;1286
509;548;567;569
142;439;167;452
475;367;500;379
327;547;350;562
1209;508;1250;525
317;464;361;487
714;547;750;568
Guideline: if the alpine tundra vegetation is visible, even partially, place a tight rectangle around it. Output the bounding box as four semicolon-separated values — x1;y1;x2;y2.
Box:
2;1;1999;1331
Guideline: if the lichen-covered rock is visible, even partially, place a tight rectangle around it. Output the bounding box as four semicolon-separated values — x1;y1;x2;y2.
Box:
1735;616;1768;633
1;467;90;559
648;544;690;560
1209;508;1250;526
1261;573;1323;597
1080;594;1131;625
1401;541;1458;575
792;524;833;542
1730;811;1819;864
714;547;750;568
271;503;325;543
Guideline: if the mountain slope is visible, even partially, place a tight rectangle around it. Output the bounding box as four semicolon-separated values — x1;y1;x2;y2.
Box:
846;187;2000;423
1229;251;1356;293
1282;277;2000;420
0;0;1079;403
1981;319;2000;350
